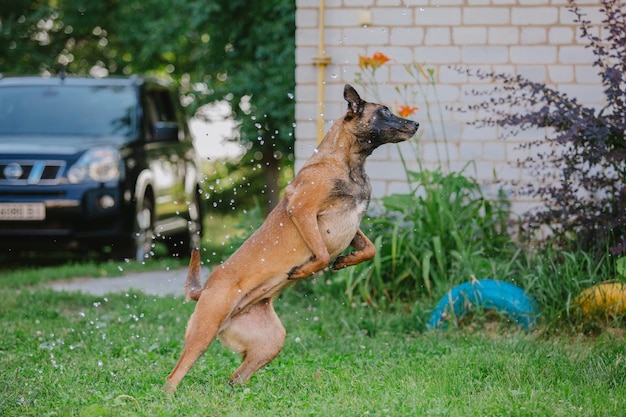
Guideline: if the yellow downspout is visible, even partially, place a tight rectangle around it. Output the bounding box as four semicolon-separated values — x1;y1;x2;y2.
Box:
312;0;331;144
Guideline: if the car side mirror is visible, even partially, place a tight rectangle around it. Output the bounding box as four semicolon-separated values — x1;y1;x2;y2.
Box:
153;122;179;142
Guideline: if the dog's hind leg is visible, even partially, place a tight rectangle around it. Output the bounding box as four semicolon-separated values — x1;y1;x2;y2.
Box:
164;285;239;393
218;298;286;385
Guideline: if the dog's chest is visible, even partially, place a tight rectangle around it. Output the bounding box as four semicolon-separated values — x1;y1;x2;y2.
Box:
318;174;371;257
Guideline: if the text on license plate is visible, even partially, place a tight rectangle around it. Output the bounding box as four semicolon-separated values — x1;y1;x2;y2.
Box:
0;203;46;220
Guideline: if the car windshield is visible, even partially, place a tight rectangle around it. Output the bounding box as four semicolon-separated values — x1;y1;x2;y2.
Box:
0;84;137;138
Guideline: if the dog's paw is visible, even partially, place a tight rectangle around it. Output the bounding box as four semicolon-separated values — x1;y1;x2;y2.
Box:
332;255;349;270
287;264;307;280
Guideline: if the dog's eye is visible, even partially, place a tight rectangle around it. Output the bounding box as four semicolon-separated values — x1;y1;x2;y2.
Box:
381;107;391;116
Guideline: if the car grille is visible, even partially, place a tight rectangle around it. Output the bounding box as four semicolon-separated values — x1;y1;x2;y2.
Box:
0;160;66;185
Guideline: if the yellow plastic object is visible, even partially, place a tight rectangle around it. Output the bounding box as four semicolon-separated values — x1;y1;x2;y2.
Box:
575;282;626;316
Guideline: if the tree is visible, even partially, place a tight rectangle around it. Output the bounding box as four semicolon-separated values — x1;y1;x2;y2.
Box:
0;0;295;212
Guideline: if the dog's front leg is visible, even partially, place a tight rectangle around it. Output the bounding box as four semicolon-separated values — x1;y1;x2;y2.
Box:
288;211;330;279
287;210;330;280
332;229;376;270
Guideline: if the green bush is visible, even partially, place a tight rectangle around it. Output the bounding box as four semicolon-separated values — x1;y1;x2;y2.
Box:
326;162;514;307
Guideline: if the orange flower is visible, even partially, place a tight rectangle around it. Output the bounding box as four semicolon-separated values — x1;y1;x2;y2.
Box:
396;104;419;118
358;51;390;70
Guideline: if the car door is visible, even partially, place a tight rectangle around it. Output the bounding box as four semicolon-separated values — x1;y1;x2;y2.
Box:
142;86;188;236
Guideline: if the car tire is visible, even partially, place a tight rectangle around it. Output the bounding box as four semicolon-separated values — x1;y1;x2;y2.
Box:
167;192;202;258
114;196;155;262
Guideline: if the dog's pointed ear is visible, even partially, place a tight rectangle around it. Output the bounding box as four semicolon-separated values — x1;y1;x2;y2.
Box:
344;84;364;118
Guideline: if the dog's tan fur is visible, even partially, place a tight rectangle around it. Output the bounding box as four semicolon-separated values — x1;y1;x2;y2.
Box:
164;85;418;393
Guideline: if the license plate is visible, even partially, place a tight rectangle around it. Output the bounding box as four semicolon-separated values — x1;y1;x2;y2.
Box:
0;203;46;220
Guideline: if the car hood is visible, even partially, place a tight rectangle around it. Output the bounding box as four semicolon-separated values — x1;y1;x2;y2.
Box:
0;135;131;156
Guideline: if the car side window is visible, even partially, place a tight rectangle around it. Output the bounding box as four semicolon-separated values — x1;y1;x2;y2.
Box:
143;89;178;142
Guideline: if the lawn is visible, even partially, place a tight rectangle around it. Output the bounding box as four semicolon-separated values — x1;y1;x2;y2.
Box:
1;282;625;416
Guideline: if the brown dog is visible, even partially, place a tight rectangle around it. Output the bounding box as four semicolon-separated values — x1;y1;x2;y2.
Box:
164;84;419;393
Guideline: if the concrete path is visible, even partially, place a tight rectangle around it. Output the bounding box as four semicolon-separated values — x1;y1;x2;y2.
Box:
48;267;210;297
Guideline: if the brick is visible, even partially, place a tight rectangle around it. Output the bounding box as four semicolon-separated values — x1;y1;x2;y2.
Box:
558;84;605;104
462;46;509;64
370;180;388;199
414;46;461;63
296;9;317;28
453;27;487;45
428;0;464;5
463;8;510;25
462;125;499;142
547;65;575;83
548;27;575;44
482;141;507;161
390;27;425;45
415;7;461;26
459;141;484;160
518;0;551;4
326;8;361;27
517;65;547;82
520;27;547;44
439;66;468;84
295;101;317;120
574;65;599;84
295;0;319;7
510;46;557;64
295;84;317;102
512;7;558;25
295;46;317;65
296;29;318;47
488;27;519;45
295;66;316;84
342;27;389;45
385;181;411;197
558;45;595;64
322;28;345;45
364;160;408;181
424;27;451;45
374;46;414;64
559;6;605;25
371;7;414;26
344;0;375;6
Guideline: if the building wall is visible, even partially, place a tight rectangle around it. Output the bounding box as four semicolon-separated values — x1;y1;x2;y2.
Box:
294;0;605;215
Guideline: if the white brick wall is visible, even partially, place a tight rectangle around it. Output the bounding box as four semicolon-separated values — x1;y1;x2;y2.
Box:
294;0;605;213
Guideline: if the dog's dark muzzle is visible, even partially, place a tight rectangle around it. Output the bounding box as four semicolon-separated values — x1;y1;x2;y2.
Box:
390;119;419;142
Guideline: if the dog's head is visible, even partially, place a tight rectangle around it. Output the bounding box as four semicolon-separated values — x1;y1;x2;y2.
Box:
343;84;419;155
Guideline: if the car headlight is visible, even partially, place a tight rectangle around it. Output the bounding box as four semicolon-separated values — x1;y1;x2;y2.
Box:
68;147;123;183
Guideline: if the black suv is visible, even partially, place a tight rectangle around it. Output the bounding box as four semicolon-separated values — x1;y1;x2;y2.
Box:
0;75;204;260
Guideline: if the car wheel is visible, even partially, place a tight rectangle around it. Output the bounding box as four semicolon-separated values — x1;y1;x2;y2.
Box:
167;193;203;257
114;196;155;262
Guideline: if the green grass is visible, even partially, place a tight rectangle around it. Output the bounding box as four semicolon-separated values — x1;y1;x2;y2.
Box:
1;213;625;415
1;286;625;417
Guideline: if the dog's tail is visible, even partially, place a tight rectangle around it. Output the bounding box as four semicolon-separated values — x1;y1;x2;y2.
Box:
184;249;203;302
